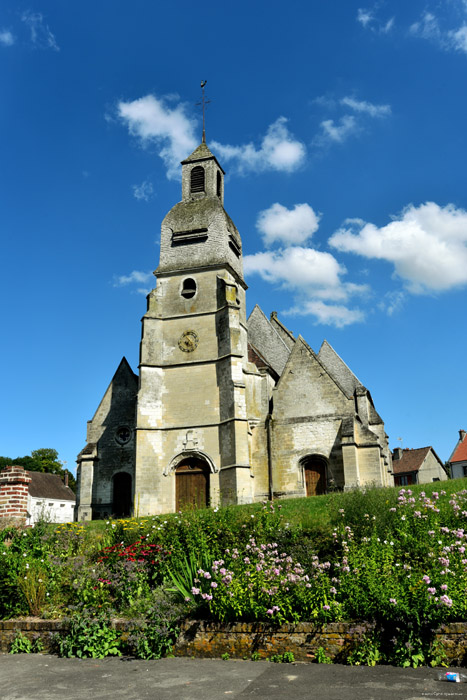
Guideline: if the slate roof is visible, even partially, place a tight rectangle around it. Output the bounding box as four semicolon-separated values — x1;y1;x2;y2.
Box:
392;447;431;475
450;433;467;463
27;471;75;501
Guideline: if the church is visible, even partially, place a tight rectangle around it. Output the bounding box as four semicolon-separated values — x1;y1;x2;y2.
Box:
75;139;393;520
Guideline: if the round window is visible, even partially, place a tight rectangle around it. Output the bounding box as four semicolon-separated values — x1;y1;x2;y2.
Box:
115;426;131;445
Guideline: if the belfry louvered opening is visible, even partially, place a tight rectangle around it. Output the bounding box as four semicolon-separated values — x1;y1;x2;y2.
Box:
190;166;205;193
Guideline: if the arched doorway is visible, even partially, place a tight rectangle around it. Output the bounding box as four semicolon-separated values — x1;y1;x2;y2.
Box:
302;456;327;496
112;472;132;516
175;457;210;510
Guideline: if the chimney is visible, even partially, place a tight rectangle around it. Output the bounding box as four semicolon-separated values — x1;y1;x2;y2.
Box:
459;429;466;442
393;448;403;461
64;470;69;488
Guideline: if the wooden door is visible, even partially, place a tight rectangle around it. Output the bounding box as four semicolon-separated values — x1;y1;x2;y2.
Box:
176;458;209;510
304;460;326;496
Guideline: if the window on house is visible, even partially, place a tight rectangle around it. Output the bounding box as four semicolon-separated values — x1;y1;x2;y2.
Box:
181;278;197;299
190;166;205;193
217;171;222;197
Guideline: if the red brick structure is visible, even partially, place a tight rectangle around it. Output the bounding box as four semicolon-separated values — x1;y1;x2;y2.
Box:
0;466;32;521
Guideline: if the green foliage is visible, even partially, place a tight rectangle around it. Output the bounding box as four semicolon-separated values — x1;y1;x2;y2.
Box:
57;610;122;658
221;652;230;660
346;632;382;666
0;447;75;489
315;647;333;664
126;588;183;659
9;631;43;654
269;651;295;663
17;562;47;616
251;651;261;661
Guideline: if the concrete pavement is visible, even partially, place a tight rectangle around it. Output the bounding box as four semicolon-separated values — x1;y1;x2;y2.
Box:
1;655;466;700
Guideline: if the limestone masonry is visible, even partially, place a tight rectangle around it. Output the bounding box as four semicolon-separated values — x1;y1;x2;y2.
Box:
76;141;393;519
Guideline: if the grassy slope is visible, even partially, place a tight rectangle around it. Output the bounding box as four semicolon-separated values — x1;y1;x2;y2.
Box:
84;477;467;534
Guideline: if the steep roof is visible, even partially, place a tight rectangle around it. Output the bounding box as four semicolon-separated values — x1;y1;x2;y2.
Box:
392;447;432;475
318;340;363;399
450;432;467;463
27;471;75;501
247;305;292;376
181;142;225;172
269;312;295;350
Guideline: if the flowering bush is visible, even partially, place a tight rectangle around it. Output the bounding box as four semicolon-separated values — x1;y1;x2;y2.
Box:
188;536;338;624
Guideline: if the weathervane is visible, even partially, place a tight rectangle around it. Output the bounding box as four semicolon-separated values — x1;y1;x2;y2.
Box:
196;80;211;143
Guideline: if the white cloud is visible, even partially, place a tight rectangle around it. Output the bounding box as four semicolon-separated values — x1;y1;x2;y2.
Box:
357;8;373;27
211;117;305;174
341;96;391;118
133;180;154;201
317;116;358;144
21;11;59;51
113;270;154;294
244;246;368;326
0;29;14;46
357;7;394;33
256;203;321;246
286;301;365;328
117;94;197;180
329;202;467;293
378;290;405;316
410;12;440;41
410;11;467;54
448;24;467;52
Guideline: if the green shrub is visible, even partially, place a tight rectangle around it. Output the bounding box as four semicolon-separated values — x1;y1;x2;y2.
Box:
57;610;122;658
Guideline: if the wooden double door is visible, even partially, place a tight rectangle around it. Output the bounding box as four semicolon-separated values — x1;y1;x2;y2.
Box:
175;458;210;510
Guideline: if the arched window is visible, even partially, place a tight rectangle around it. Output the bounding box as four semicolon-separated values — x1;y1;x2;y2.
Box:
181;277;197;299
190;166;205;193
217;171;222;197
112;472;132;516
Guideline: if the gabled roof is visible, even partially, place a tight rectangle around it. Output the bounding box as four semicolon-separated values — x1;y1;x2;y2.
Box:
274;333;351;400
181;142;225;172
247;305;292;376
392;447;439;475
269;312;295;350
248;343;278;378
90;356;138;424
449;432;467;463
27;471;75;501
317;340;363;399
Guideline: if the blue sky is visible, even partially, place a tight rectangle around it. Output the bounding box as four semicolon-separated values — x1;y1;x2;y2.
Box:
2;0;467;473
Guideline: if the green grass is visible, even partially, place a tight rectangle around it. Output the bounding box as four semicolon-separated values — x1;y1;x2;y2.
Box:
78;476;467;537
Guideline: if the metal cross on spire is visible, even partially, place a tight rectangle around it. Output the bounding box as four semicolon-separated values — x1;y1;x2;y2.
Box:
196;80;211;143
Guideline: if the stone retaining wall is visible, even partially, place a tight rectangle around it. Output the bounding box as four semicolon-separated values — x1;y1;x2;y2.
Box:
1;619;466;665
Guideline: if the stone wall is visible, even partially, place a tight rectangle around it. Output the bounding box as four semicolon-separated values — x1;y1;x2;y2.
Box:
1;619;466;665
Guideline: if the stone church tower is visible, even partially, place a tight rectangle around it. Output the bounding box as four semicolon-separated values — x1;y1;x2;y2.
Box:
76;141;393;520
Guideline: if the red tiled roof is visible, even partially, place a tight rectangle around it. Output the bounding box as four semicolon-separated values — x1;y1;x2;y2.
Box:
450;433;467;463
392;447;431;475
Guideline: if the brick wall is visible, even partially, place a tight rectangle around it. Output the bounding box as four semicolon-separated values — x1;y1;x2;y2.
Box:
0;466;31;521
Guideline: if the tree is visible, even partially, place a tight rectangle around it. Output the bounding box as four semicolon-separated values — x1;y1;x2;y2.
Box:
0;448;76;491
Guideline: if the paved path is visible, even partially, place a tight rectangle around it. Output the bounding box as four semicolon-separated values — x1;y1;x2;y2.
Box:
1;655;466;700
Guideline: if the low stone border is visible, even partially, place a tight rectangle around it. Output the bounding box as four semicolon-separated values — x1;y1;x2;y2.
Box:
1;619;466;665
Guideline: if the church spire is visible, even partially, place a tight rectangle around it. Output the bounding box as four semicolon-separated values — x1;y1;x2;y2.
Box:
198;80;209;144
